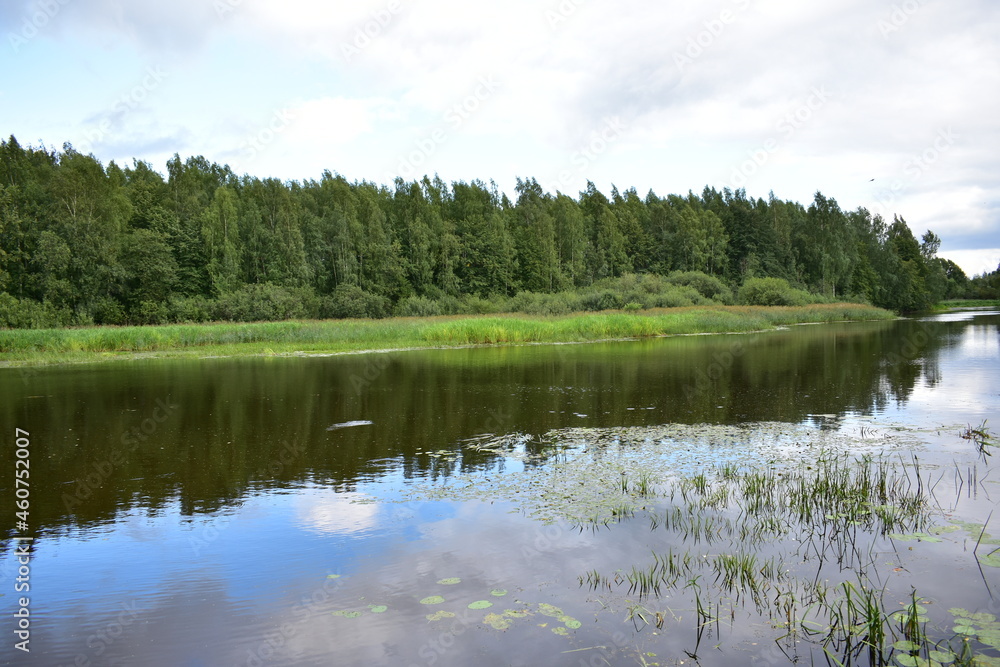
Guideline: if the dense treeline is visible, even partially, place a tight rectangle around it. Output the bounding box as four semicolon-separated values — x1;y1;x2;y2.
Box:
0;135;989;328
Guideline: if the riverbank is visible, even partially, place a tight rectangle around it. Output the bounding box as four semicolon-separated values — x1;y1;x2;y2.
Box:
934;299;1000;310
0;303;895;367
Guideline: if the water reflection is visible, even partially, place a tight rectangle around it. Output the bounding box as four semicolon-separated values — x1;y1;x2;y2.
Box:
0;311;998;665
1;315;997;536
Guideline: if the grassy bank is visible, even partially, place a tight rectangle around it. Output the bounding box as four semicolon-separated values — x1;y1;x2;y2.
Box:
935;299;1000;310
0;303;895;367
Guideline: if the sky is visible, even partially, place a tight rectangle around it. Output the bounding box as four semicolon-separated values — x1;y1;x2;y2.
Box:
1;0;998;276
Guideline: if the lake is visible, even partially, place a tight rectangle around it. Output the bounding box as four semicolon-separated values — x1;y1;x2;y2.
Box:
2;310;999;666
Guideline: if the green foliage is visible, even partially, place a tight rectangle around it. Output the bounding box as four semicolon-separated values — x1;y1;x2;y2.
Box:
666;271;733;303
213;283;314;322
0;135;956;328
0;304;894;361
326;284;391;319
738;277;813;306
394;295;444;318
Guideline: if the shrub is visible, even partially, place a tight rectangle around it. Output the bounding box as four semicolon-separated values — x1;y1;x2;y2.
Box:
91;296;127;325
738;277;811;306
133;300;170;325
395;295;443;318
666;271;733;303
579;289;623;312
646;285;703;308
459;294;503;315
166;295;212;323
0;293;68;329
507;291;576;316
213;283;314;322
327;284;391;319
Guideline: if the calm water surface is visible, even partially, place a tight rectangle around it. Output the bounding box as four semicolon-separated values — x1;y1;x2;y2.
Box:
1;311;998;666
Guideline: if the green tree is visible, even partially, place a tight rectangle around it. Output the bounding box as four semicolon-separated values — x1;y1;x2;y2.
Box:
201;186;243;294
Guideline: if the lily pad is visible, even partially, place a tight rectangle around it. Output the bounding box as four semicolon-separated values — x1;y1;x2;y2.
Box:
468;600;493;610
979;552;1000;568
551;626;570;636
331;610;362;618
561;616;582;629
426;610;456;622
926;651;954;664
420;596;446;605
888;532;942;543
490;589;508;597
437;577;461;585
326;574;342;579
894;656;943;667
893;640;920;652
369;605;388;613
538;603;564;618
483;612;511;630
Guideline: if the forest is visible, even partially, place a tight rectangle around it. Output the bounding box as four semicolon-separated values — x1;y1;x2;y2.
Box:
0;135;995;329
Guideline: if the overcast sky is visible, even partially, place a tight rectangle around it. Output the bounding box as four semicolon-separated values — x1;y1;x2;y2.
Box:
2;0;998;275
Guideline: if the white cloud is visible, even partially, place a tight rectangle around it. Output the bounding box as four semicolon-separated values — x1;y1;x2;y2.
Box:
939;249;1000;278
295;491;378;536
5;0;998;257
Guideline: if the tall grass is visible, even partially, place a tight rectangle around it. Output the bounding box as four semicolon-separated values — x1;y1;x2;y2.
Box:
0;303;895;365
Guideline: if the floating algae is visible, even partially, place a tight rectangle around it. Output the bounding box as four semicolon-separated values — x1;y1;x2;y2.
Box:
436;577;461;585
331;610;362;618
426;610;456;622
368;605;387;613
483;613;511;630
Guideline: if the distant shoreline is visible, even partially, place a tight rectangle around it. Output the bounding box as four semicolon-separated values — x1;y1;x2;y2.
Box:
0;303;896;368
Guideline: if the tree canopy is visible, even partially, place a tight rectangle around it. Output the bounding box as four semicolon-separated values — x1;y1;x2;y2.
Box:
0;135;982;328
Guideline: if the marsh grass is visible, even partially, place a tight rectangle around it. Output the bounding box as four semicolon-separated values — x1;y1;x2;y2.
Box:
961;420;994;460
576;450;1000;665
0;303;895;366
